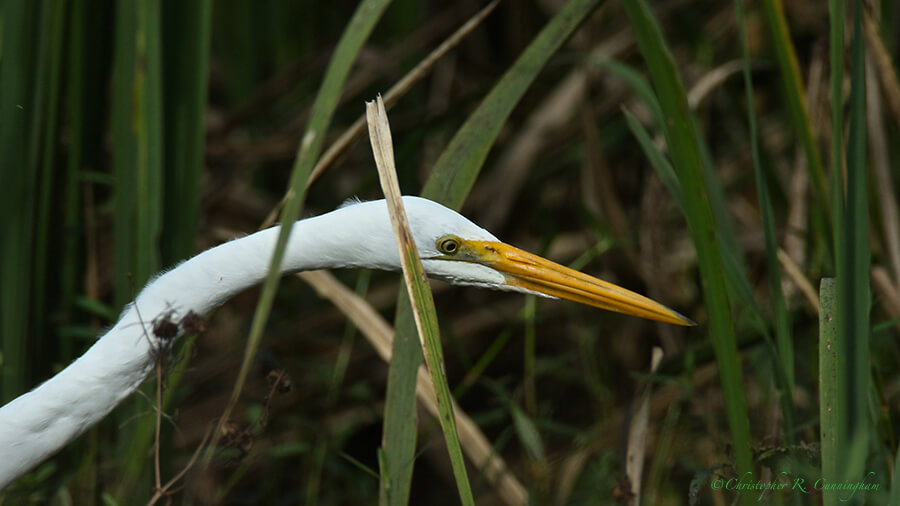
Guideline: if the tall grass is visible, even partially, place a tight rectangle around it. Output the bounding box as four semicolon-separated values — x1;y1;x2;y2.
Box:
382;1;601;502
208;0;392;471
0;0;41;407
761;0;831;244
620;0;754;496
736;0;795;441
834;0;871;498
368;96;475;505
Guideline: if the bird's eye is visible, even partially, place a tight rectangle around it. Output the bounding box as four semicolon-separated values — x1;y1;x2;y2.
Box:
437;236;460;254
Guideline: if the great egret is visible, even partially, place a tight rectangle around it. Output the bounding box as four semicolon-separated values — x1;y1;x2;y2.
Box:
0;196;692;488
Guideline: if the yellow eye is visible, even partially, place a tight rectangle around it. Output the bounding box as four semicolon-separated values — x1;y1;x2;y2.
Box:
437;236;460;254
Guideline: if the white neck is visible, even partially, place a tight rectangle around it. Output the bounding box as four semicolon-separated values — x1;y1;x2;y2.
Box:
0;202;396;488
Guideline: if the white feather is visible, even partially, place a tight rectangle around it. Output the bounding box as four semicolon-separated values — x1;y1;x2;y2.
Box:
0;196;510;488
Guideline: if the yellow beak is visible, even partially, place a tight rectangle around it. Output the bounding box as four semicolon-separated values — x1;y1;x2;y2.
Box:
460;241;694;326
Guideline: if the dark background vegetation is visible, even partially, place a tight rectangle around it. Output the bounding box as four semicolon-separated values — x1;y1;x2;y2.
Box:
1;0;899;504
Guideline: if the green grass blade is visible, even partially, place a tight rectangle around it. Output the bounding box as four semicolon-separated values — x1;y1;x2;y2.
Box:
735;0;794;433
510;405;545;462
617;64;775;349
828;0;845;254
420;0;603;208
616;48;798;483
523;295;537;415
593;59;664;121
62;0;87;364
834;0;871;490
380;299;420;506
369;96;475;505
110;0;165;496
378;447;391;501
381;2;603;503
0;1;40;405
760;0;830;239
619;0;754;494
3;0;66;405
623;105;790;408
111;1;214;498
822;1;871;500
621;109;683;209
825;3;845;498
110;0;141;307
890;443;900;505
819;278;839;506
31;0;66;385
213;0;392;465
134;0;164;288
623;108;760;330
161;0;212;263
453;328;514;399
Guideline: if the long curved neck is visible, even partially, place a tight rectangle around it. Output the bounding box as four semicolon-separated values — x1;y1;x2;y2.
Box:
0;205;390;488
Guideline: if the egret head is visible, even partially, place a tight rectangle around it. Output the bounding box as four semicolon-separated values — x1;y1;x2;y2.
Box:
394;197;694;326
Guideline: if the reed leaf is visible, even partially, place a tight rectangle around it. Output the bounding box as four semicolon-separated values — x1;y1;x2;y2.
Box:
382;2;603;503
619;0;754;493
615;65;772;348
735;0;795;437
0;0;40;405
212;0;392;468
833;0;871;492
819;278;839;506
110;0;165;495
111;1;214;498
368;96;475;506
760;0;830;241
161;0;212;263
420;0;603;207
